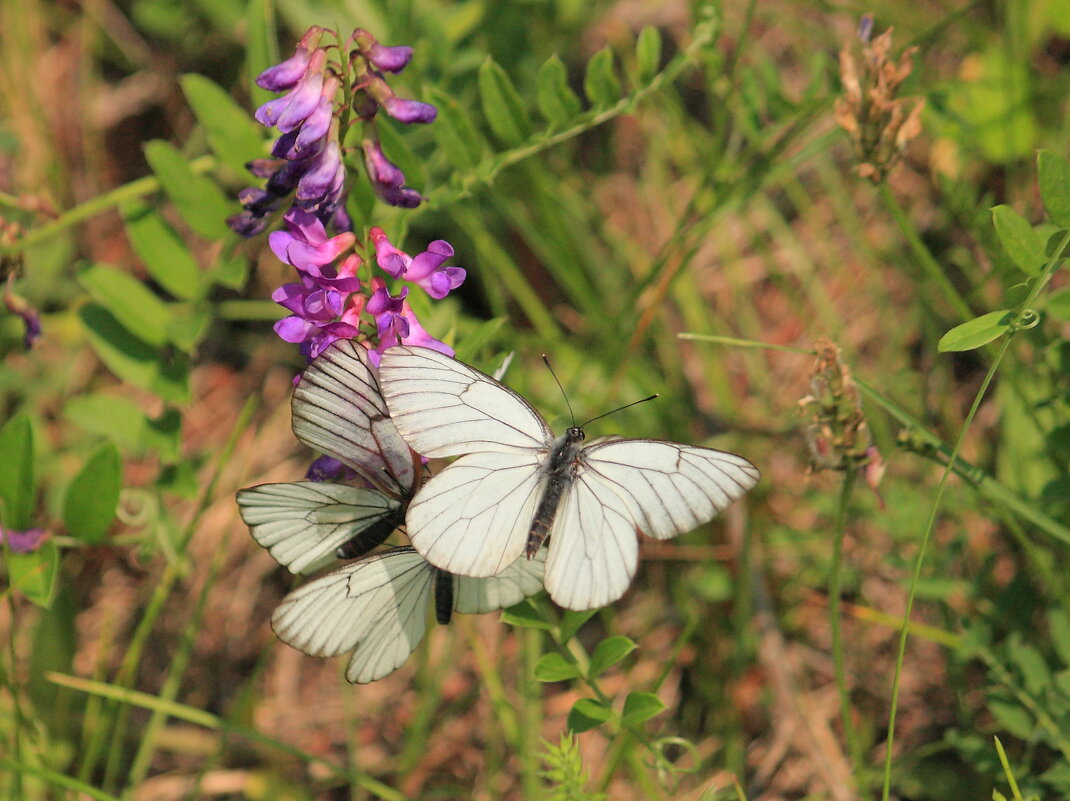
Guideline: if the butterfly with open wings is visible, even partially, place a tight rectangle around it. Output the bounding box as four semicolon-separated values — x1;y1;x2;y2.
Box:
378;345;760;611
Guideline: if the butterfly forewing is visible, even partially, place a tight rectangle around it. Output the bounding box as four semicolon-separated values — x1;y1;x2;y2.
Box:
379;346;553;458
292;339;416;493
237;482;400;574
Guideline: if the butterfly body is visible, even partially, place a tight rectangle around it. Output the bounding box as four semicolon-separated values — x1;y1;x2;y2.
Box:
527;426;586;558
379;346;760;610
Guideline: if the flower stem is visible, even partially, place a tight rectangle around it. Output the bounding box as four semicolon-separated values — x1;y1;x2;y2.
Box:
878;181;974;323
829;467;862;784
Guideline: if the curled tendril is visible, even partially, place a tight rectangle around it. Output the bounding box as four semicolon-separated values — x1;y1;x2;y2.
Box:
646;736;701;789
1016;308;1040;329
116;489;156;527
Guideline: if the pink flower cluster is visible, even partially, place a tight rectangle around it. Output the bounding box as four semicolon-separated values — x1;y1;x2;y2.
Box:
269;209;464;365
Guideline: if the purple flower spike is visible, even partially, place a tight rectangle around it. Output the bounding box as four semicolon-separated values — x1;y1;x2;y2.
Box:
382;96;437;124
0;526;46;554
367;43;413;73
269;208;356;276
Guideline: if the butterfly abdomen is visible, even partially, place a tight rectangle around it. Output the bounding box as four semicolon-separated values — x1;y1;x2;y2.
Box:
334;507;406;559
433;568;454;625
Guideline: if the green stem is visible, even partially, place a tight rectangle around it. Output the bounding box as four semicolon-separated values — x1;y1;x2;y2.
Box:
0;157;216;256
880;337;1008;801
829;469;862;784
878;182;975;322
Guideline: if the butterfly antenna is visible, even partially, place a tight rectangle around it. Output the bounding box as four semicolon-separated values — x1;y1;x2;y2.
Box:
579;394;659;429
542;354;576;426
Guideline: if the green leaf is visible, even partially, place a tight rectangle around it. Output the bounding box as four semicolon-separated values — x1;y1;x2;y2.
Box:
1047;287;1070;321
427;87;484;170
180;74;265;177
937;309;1012;352
1051;609;1070;667
589;636;637;676
501;599;555;630
208;251;249;290
121;202;204;300
536;55;582;127
621;692;666;727
62;444;121;544
145;409;182;462
478;58;532;146
7;541;59;608
157;461;200;498
567;698;612;733
244;0;277;108
560;609;598;642
584;47;621;109
635;26;662;83
1039;150;1070;228
0;415;35;530
144;140;232;240
987;694;1034;739
64;394;148;451
79;304;190;403
166;307;212;353
992;205;1045;275
78;264;174;347
534;653;580;682
1008;637;1052;695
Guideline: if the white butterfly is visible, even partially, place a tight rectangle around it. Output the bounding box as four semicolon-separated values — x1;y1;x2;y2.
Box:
237;340;419;573
378;345;760;611
271;545;547;683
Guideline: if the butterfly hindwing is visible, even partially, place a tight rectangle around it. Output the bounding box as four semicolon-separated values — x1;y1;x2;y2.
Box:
579;440;760;540
237;481;400;574
454;546;548;614
271;547;432;683
543;471;639;610
405;450;546;577
270;546;547;683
